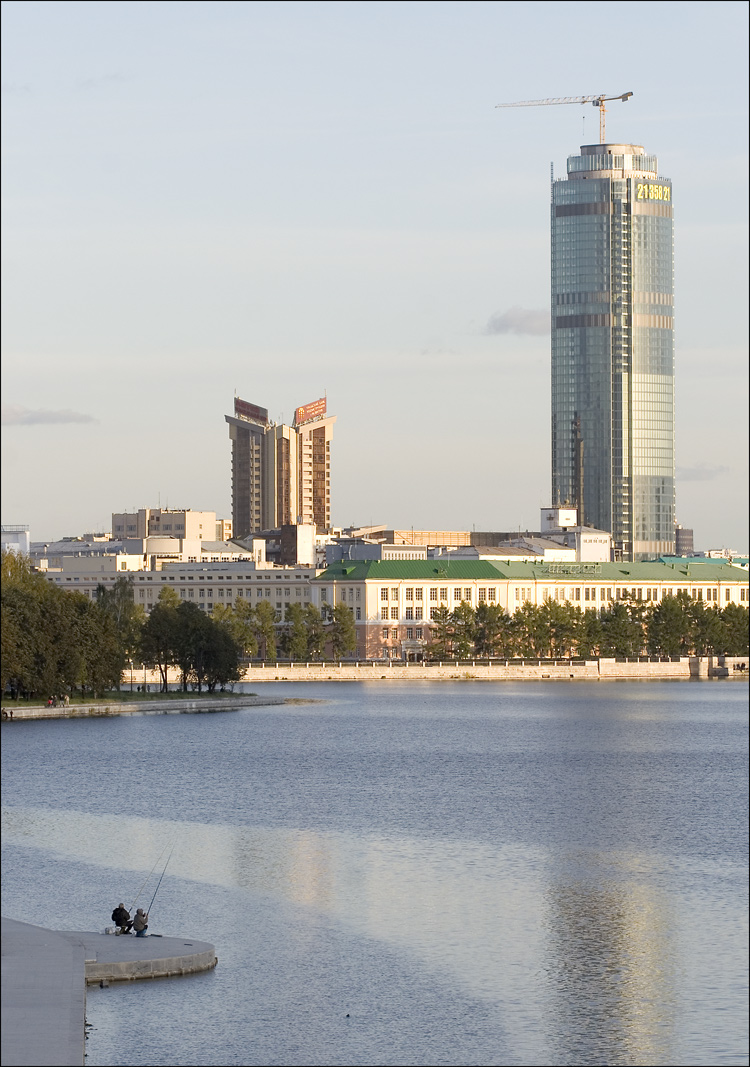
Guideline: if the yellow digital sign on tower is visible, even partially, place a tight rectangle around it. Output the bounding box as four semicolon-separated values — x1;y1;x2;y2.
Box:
635;182;671;202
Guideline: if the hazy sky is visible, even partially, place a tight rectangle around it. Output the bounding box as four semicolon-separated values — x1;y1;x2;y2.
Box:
2;1;748;550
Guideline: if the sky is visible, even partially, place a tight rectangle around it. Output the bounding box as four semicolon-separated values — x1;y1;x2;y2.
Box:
2;0;748;550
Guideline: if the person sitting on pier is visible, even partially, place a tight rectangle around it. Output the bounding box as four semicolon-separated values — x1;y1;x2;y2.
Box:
133;908;149;937
111;904;133;935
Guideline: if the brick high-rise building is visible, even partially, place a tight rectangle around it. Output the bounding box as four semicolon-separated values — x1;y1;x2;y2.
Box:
226;396;335;539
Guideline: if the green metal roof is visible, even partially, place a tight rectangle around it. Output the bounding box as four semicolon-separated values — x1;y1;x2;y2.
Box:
314;560;507;581
315;559;748;583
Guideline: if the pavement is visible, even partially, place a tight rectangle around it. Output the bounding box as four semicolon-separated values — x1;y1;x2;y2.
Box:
1;917;216;1067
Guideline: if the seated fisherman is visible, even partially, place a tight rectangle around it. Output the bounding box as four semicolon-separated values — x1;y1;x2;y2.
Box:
111;904;133;934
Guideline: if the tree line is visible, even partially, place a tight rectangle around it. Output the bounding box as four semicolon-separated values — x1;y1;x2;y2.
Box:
2;550;747;700
0;552;357;699
426;595;749;660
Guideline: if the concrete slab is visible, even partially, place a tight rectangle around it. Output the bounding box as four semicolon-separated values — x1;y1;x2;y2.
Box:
1;918;217;1067
1;917;86;1067
66;930;218;984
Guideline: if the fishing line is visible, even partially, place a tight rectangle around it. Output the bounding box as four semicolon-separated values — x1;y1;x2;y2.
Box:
146;842;176;917
129;840;171;912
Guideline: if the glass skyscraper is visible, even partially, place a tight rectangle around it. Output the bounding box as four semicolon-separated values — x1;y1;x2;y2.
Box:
551;142;675;561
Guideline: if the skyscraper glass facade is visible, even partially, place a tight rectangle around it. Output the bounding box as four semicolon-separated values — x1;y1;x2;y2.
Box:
551;143;675;561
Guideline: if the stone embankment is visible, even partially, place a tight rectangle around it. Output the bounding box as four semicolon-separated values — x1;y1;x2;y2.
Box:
241;655;748;683
1;694;285;721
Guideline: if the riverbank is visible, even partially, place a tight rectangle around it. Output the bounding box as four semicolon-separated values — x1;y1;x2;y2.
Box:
1;693;286;721
239;655;749;683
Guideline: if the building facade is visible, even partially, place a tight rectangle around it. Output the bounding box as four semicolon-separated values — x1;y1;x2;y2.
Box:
226;396;335;539
551;142;675;561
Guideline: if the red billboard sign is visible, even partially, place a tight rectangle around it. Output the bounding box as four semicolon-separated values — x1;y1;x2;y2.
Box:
234;398;269;425
294;398;327;426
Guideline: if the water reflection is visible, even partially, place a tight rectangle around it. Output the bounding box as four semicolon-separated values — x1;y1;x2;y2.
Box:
543;859;675;1066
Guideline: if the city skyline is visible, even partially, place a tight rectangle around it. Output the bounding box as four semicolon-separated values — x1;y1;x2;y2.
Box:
1;2;747;550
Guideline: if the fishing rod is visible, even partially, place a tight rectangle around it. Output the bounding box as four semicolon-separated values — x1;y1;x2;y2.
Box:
129;840;171;913
145;842;176;918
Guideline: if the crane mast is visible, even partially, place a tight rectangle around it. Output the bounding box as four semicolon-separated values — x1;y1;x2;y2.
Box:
495;92;633;144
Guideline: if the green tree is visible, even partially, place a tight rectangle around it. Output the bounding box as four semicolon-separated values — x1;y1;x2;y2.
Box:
252;600;278;661
95;577;145;667
647;595;691;655
451;602;476;659
538;599;579;658
304;604;326;659
328;602;357;659
474;601;511;657
139;588;181;691
689;602;727;656
511;602;544;657
600;602;643;657
280;603;310;660
575;609;603;659
427;605;453;659
722;603;749;655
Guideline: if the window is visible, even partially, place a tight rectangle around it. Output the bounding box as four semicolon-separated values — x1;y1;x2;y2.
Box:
406;607;413;620
488;588;496;601
430;607;438;620
391;628;398;639
440;588;448;601
464;588;471;601
391;588;398;600
575;588;581;600
478;588;486;602
382;628;389;639
726;589;730;601
406;588;413;601
285;588;290;596
199;589;205;597
356;607;361;620
406;628;413;639
320;589;327;602
381;588;389;601
415;607;423;620
415;628;423;638
430;588;437;601
390;607;398;620
381;607;389;620
415;588;423;601
454;588;462;601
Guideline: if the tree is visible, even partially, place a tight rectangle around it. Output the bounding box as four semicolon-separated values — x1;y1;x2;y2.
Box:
252;600;278;661
600;602;643;657
451;602;476;659
95;577;145;668
280;603;310;660
511;602;543;658
427;605;453;659
304;604;326;660
139;588;181;691
647;594;691;656
722;603;749;655
575;609;603;659
538;599;578;658
328;602;357;659
216;599;259;659
474;601;511;657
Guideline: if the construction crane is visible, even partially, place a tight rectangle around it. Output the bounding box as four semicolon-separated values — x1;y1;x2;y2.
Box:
495;92;633;144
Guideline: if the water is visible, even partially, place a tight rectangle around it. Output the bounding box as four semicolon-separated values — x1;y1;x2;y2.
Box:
1;681;747;1066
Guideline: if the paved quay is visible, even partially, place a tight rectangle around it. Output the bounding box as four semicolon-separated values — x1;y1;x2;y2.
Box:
1;917;216;1067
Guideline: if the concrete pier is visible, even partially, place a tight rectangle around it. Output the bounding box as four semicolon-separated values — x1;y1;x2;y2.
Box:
0;917;217;1067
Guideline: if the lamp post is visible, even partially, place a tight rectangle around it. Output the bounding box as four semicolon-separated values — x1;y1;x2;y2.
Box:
129;660;133;692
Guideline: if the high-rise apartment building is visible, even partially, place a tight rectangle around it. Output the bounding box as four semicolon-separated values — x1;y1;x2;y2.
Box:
226;396;335;539
551;142;675;561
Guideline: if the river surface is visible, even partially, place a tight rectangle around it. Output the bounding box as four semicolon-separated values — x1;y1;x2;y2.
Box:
1;680;748;1067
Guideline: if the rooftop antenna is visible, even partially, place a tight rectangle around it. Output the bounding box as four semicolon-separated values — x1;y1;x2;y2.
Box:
496;92;633;143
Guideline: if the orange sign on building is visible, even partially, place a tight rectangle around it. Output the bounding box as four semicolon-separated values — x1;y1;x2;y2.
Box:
294;398;327;426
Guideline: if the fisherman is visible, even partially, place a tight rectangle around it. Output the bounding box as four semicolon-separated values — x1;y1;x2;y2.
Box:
133;908;149;937
111;903;133;935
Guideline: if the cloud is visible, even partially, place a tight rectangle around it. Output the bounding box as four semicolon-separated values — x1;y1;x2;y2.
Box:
677;464;730;482
2;406;98;426
486;307;549;336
